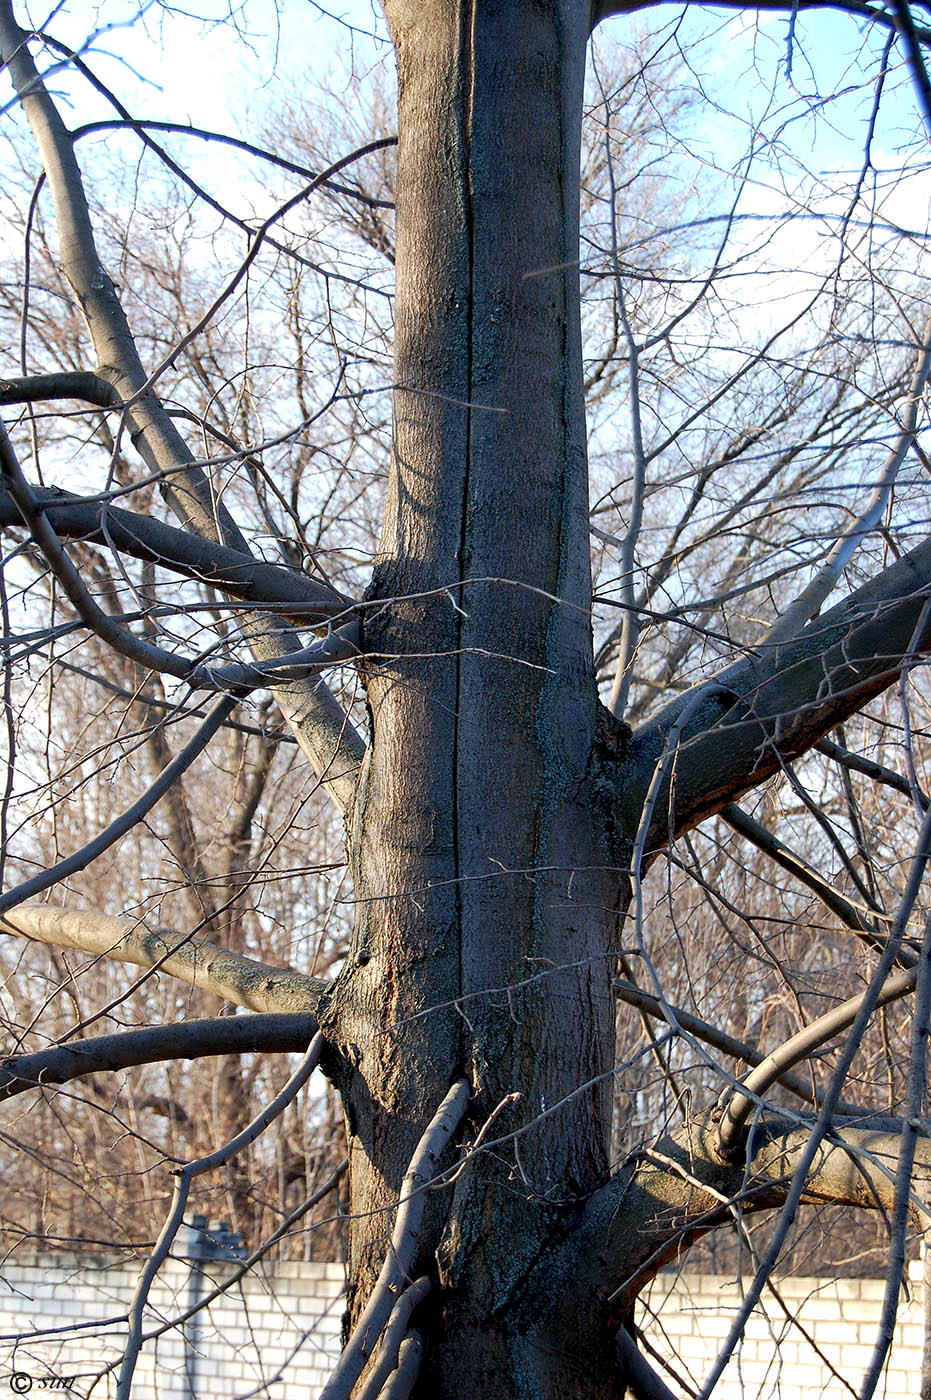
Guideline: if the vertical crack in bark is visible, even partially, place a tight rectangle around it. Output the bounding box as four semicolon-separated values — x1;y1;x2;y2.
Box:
452;0;478;1074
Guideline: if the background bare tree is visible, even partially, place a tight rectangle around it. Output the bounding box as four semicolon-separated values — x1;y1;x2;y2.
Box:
1;2;931;1397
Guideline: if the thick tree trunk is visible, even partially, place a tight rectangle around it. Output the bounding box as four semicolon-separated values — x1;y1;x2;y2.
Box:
324;3;631;1394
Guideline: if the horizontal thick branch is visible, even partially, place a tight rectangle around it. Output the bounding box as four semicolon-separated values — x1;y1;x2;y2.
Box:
0;1013;318;1102
189;623;361;690
0;485;350;623
0;905;328;1014
0;372;116;407
622;536;931;853
536;1111;930;1344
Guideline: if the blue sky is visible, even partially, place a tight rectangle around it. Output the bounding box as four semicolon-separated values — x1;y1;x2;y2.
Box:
17;0;391;131
9;0;928;200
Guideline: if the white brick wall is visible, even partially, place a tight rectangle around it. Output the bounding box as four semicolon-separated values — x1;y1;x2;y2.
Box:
0;1252;345;1400
0;1251;923;1398
638;1263;925;1399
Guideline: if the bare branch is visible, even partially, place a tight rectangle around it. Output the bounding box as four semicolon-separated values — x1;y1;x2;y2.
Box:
860;903;931;1396
0;905;327;1013
617;1327;680;1400
0;1013;319;1102
0;484;352;621
1;419;190;680
816;734;928;810
699;798;931;1396
891;0;931;131
557;1114;931;1335
717;965;918;1155
0;3;237;541
117;1030;324;1400
188;623;361;691
593;0;931;46
613;978;868;1114
0;9;366;811
0;471;365;798
623;534;931;852
0;371;115;406
318;1079;471;1400
379;1333;425;1400
70;117;395;209
721;803;896;948
355;1276;433;1400
762;312;931;647
0;694;238;914
129;1157;348;1359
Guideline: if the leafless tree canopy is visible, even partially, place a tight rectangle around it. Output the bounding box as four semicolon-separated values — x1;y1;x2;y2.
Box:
1;1;930;1397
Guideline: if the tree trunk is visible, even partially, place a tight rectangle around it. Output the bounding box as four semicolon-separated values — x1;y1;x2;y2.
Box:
324;3;631;1393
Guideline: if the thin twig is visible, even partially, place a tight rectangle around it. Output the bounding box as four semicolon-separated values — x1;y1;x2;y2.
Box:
318;1079;470;1400
0;420;190;679
614;979;870;1115
718;966;919;1155
84;1157;348;1396
354;1276;433;1400
762;311;931;648
722;803;897;947
858;910;931;1400
0;695;237;915
816;735;928;813
116;1031;324;1400
70;116;395;208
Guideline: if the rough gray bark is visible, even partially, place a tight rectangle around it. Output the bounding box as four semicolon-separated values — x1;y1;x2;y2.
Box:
322;4;627;1392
